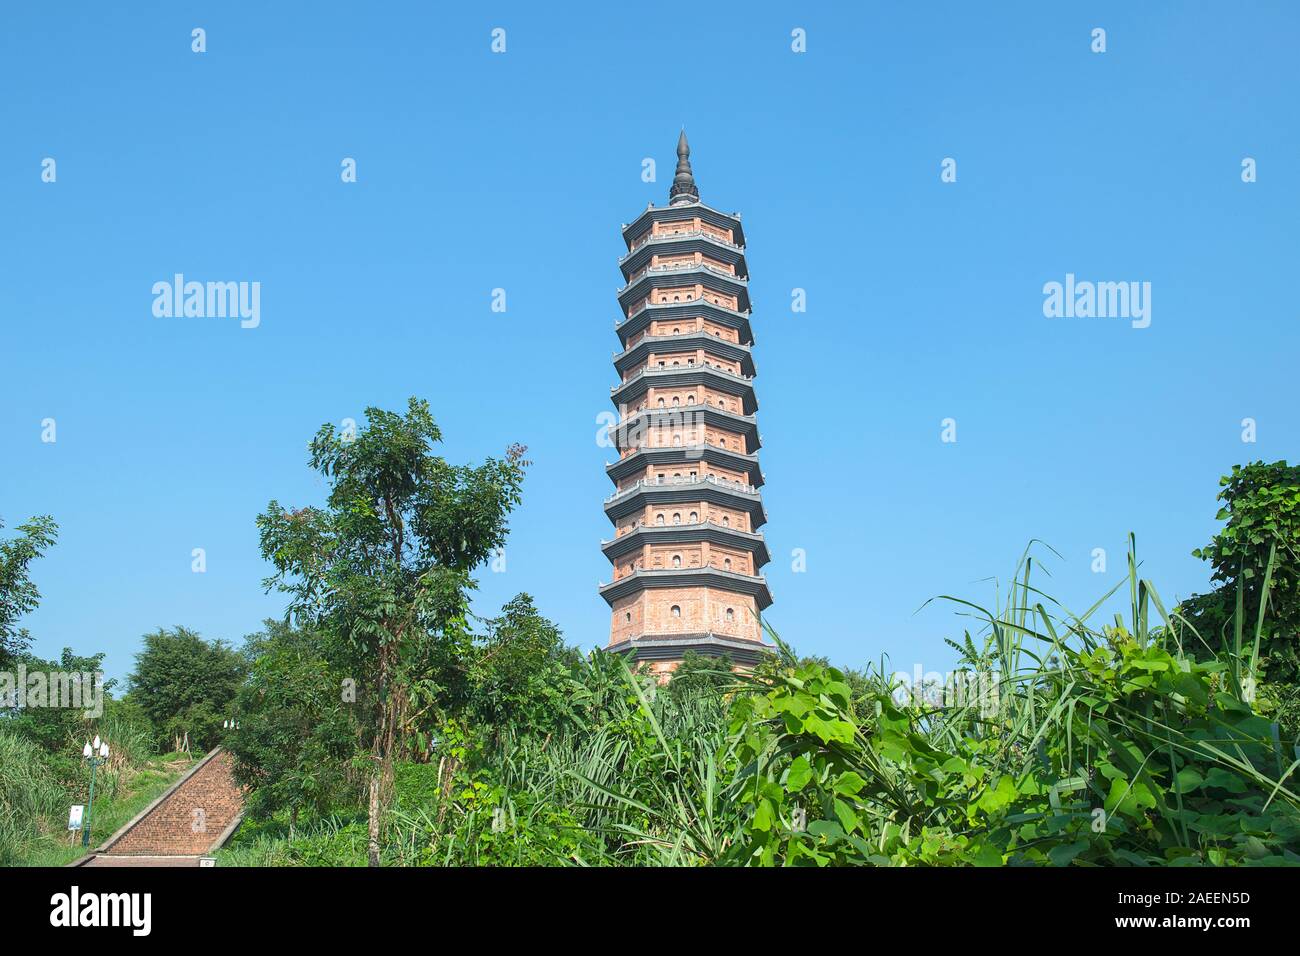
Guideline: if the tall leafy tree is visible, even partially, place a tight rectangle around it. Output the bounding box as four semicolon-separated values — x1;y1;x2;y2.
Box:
0;515;58;667
127;626;247;750
256;397;527;866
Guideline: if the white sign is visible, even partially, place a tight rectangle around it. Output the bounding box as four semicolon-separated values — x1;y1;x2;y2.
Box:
68;805;84;831
199;857;216;868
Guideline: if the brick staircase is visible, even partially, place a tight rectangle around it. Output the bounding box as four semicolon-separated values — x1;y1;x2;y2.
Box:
73;747;245;867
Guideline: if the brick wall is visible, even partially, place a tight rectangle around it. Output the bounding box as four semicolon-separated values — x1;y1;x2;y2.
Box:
609;586;761;644
107;749;243;856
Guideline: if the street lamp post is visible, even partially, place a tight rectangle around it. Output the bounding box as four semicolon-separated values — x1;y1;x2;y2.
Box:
81;736;110;848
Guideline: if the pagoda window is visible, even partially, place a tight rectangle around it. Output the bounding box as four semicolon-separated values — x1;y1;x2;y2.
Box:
671;605;681;618
672;555;682;568
672;513;681;525
722;516;730;527
725;608;735;623
657;398;665;407
656;514;664;525
689;511;698;523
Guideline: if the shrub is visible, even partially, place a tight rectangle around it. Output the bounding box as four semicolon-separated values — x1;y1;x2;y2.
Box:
726;539;1300;866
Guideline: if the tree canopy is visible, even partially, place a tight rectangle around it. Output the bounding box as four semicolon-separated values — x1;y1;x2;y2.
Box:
127;626;247;750
255;397;529;865
0;515;58;667
227;620;358;827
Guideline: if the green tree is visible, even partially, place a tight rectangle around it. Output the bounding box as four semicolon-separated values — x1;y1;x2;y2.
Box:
227;620;358;830
256;398;527;866
1188;462;1300;634
465;594;579;741
0;515;58;667
127;626;247;751
1181;461;1300;730
4;648;115;783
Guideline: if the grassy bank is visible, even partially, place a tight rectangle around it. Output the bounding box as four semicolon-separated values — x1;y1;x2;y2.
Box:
9;752;195;867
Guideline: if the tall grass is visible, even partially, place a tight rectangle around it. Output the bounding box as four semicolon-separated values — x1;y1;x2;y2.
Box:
218;813;370;867
922;535;1297;807
0;726;65;865
379;659;747;866
91;706;155;800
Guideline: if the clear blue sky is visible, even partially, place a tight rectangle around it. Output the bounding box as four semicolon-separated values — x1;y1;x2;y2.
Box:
3;2;1297;684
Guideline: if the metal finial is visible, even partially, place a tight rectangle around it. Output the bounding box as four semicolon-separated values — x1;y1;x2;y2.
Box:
668;129;699;205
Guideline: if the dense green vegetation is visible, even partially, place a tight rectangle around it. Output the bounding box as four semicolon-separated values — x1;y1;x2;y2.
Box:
219;537;1300;866
127;626;247;752
5;408;1299;866
218;442;1300;866
1182;460;1300;733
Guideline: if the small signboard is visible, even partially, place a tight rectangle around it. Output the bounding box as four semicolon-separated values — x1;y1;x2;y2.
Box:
68;805;84;831
199;857;216;868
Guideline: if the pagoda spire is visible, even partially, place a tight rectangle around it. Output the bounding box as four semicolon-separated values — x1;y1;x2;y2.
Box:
668;129;699;206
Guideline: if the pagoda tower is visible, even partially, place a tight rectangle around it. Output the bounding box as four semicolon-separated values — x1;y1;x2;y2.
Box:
600;131;773;677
